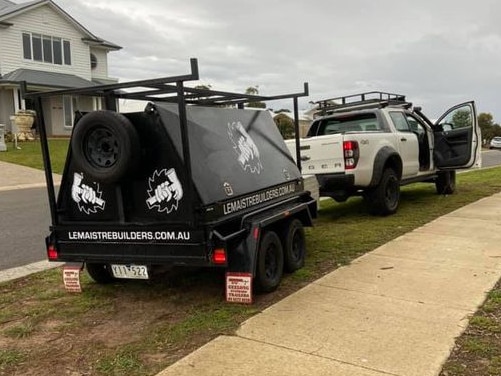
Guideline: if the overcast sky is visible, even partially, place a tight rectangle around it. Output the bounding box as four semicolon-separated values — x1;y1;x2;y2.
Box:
46;0;501;120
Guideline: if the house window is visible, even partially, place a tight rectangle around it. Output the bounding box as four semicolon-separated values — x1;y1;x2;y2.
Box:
53;38;62;65
42;35;52;63
63;40;71;65
22;32;71;65
90;53;97;69
32;33;42;61
22;33;31;59
63;95;79;128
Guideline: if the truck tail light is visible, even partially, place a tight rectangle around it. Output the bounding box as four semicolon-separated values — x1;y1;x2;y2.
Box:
343;141;359;169
47;244;59;260
212;248;227;264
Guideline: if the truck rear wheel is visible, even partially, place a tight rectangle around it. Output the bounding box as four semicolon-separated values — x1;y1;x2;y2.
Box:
71;111;140;183
254;231;284;293
366;168;400;216
86;263;115;284
283;219;306;273
435;171;456;195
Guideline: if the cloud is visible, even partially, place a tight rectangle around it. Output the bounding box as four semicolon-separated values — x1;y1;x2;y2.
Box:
48;0;501;120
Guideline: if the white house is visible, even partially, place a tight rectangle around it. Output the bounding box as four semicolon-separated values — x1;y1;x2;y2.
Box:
0;0;121;136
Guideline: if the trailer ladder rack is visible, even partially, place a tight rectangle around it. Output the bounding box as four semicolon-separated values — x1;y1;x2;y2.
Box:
21;58;309;109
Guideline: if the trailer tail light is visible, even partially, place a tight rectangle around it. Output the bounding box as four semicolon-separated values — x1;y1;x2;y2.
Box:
343;141;359;169
47;244;58;260
212;248;227;264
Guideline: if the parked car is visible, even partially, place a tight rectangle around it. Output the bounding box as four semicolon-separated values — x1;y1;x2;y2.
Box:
286;91;481;215
489;136;501;150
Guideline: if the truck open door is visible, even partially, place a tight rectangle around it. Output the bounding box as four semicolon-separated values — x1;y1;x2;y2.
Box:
433;101;480;169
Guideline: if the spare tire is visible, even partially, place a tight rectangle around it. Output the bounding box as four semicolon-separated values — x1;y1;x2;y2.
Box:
71;111;140;183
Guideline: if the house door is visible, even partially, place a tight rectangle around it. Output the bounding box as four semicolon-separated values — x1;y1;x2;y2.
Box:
49;96;64;136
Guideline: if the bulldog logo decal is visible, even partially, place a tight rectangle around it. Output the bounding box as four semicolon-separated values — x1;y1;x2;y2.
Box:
228;121;263;174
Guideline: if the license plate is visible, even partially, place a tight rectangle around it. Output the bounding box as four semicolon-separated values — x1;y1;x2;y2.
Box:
111;264;149;279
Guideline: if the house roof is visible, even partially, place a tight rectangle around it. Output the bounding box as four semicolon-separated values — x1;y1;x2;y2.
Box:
1;68;96;89
0;0;15;10
0;0;121;50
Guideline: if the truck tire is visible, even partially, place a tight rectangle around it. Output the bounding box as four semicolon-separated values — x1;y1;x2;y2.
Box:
435;171;456;195
366;168;400;216
254;231;284;293
86;263;115;284
282;219;306;273
71;111;140;183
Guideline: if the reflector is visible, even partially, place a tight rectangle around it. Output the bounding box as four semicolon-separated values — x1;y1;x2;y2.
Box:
212;248;226;264
47;245;58;260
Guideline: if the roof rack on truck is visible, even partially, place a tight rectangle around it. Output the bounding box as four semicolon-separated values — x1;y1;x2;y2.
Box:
315;91;412;115
22;58;316;303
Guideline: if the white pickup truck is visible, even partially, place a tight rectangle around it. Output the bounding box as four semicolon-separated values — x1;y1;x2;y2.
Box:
286;91;481;215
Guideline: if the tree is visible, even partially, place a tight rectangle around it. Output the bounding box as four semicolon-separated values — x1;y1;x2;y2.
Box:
245;86;266;109
451;110;471;129
194;84;212;90
274;113;295;139
193;84;212;102
477;112;501;144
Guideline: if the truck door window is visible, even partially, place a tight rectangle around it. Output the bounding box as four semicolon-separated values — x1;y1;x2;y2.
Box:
406;116;425;136
389;112;411;132
437;105;473;131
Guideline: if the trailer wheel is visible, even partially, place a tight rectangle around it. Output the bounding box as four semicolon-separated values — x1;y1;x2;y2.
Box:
435;171;456;195
366;168;400;216
86;263;115;284
283;219;306;273
71;111;140;183
254;231;284;293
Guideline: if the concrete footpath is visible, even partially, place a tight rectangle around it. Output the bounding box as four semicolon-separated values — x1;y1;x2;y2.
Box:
0;160;60;191
158;193;501;376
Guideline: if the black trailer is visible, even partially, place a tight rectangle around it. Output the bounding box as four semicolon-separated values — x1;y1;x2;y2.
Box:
23;59;316;302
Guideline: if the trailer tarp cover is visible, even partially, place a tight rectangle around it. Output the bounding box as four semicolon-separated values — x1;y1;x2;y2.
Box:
154;102;302;205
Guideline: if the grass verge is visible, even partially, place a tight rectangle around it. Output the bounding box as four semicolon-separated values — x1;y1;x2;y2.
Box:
440;281;501;376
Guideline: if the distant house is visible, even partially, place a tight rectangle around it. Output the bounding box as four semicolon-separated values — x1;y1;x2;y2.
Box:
0;0;121;136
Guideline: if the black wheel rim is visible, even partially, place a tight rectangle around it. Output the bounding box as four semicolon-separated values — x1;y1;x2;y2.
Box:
385;176;399;207
84;127;119;168
265;243;278;279
291;231;303;262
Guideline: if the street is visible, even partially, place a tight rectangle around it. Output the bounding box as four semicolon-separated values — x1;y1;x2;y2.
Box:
1;150;501;273
480;149;501;168
0;187;51;270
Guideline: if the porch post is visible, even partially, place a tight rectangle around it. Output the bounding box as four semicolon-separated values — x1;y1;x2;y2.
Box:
13;87;20;111
12;86;26;111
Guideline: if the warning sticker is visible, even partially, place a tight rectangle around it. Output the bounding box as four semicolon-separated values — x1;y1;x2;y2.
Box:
226;272;252;304
63;265;82;293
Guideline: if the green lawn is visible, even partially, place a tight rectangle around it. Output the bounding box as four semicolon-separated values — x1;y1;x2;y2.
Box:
0;139;69;174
